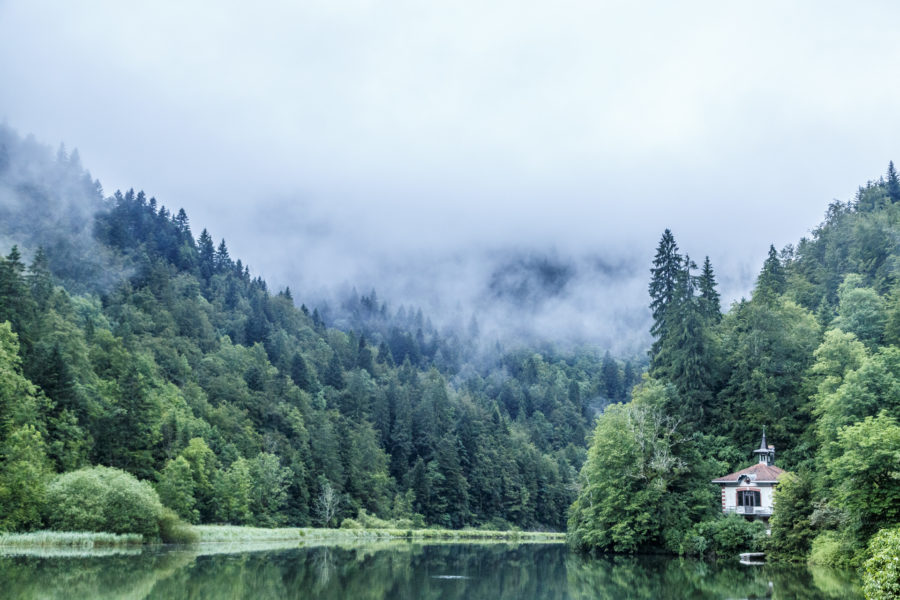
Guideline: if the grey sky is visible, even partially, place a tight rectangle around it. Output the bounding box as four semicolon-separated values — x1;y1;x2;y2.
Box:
2;1;899;352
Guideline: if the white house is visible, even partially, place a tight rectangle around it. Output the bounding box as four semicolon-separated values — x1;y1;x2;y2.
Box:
711;431;787;521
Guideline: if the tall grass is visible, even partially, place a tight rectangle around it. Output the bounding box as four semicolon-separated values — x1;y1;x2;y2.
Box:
0;531;144;549
194;525;564;544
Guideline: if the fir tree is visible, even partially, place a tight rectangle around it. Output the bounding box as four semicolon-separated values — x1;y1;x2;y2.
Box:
215;239;231;272
887;160;900;204
601;351;621;400
648;229;683;359
754;244;786;303
697;255;721;323
197;229;215;281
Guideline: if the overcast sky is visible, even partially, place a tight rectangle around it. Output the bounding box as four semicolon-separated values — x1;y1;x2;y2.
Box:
2;1;899;352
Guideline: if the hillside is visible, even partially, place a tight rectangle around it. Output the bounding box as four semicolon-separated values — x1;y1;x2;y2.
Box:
570;164;900;568
0;125;641;532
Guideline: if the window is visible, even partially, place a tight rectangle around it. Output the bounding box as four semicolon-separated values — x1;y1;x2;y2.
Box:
738;490;761;507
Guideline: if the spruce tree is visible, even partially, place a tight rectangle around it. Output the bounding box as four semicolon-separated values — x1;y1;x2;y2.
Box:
698;255;721;323
649;230;683;359
323;351;345;390
197;229;215;281
754;244;786;303
887;160;900;203
601;351;621;400
215;239;231;272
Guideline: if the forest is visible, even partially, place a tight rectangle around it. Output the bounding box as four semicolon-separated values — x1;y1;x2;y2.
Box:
569;164;900;579
0;125;639;536
2;123;899;592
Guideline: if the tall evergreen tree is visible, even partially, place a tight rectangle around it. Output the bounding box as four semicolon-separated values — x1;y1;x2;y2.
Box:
754;244;786;303
323;351;346;390
649;230;683;359
601;351;620;400
887;160;900;204
698;255;721;323
197;229;215;281
215;239;231;272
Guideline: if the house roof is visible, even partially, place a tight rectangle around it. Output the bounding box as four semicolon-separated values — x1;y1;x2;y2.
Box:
712;462;787;484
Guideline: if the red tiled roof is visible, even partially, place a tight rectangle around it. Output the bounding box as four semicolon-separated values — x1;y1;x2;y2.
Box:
712;462;787;484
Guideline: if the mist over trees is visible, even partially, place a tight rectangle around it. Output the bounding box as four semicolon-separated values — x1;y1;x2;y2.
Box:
0;126;640;533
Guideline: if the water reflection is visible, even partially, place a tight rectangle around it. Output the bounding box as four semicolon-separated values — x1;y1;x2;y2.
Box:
0;542;861;599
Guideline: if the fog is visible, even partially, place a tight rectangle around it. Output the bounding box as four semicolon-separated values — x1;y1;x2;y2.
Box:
2;1;900;353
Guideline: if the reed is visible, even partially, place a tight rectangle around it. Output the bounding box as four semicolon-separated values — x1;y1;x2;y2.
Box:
0;531;144;549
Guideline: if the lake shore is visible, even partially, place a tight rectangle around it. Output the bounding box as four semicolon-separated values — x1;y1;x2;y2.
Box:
0;526;564;553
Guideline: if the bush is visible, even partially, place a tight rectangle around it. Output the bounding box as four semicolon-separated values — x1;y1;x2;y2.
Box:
44;466;163;539
680;514;767;557
158;507;199;544
339;518;362;529
863;527;900;600
808;531;861;568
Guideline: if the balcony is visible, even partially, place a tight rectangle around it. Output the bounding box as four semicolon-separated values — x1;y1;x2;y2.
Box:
726;506;772;517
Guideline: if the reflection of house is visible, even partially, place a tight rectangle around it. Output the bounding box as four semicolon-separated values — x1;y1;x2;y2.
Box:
712;431;787;521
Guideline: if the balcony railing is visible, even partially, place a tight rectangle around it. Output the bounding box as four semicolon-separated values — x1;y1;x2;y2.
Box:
726;506;772;516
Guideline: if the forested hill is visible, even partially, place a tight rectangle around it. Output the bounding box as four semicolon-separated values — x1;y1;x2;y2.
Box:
0;125;639;532
569;163;900;569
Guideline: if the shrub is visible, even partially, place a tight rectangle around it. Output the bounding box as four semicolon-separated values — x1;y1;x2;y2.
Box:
863;527;900;600
808;531;861;568
680;514;767;557
44;466;163;539
339;518;362;529
158;507;199;544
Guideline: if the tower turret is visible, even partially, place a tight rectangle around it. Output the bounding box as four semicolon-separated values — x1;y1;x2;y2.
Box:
752;429;775;466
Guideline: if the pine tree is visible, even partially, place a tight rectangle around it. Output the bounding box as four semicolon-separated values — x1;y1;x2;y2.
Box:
697;256;721;323
649;230;683;359
290;353;315;393
323;351;345;390
601;351;621;400
887;161;900;203
215;239;231;272
755;244;786;303
197;229;215;281
28;247;53;310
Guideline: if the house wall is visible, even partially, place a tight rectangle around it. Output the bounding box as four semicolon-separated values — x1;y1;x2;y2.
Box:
721;482;776;512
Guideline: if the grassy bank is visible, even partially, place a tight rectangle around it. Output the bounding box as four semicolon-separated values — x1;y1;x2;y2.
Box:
0;531;144;549
0;526;564;553
195;525;565;544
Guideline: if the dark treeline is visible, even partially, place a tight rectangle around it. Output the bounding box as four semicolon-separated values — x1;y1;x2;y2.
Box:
570;164;900;574
0;125;640;533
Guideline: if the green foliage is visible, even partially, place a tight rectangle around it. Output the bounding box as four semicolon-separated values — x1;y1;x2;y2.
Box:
834;276;886;348
680;514;767;557
863;526;900;600
755;244;787;303
157;507;199;544
809;531;860;568
768;471;816;560
827;414;900;541
156;456;197;523
0;424;54;531
44;466;163;539
567;380;715;554
214;458;253;525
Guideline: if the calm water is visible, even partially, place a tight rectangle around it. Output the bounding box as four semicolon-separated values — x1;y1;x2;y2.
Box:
0;542;861;599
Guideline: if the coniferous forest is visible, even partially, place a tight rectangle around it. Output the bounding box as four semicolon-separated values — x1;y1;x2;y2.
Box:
2;123;900;591
0;125;638;534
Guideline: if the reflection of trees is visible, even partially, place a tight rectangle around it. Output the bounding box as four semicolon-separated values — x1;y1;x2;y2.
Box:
0;543;863;599
565;554;862;600
0;550;194;600
312;547;334;590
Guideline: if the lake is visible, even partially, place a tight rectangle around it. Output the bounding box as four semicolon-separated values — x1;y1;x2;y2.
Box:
0;541;862;599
